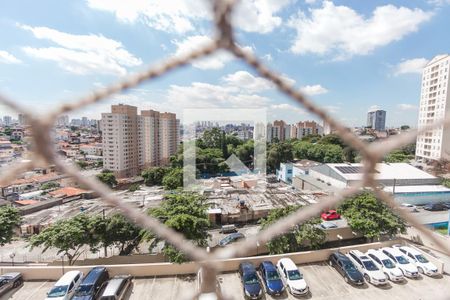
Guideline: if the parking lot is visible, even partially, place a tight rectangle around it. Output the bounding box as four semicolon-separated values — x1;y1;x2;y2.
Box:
3;262;450;300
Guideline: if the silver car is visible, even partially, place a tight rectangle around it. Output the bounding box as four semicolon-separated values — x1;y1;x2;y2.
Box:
0;273;23;296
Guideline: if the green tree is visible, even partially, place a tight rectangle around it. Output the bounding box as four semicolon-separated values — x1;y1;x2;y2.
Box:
301;134;322;143
442;178;450;188
200;128;223;149
0;206;21;246
259;206;325;254
233;140;254;166
97;170;117;188
400;125;410;131
162;168;183;190
338;192;406;242
41;181;60;190
384;150;413;163
29;214;96;265
197;148;228;175
76;160;89;169
318;134;345;148
142;167;169;186
267;142;293;172
128;183;140;192
149;192;210;263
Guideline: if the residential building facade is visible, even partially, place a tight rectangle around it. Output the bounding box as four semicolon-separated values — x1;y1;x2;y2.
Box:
416;54;450;161
102;104;179;177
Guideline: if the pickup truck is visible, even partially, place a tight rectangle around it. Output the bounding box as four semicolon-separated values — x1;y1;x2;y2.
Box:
0;273;23;296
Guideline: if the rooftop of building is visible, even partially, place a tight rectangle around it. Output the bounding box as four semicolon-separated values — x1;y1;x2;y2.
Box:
48;187;88;198
319;163;436;181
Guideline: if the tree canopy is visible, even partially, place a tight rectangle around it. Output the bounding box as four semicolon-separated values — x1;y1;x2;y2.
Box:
30;213;143;264
97;170;117;188
0;206;21;246
338;192;406;241
142;167;169;186
162;168;184;190
259;206;326;254
148;192;210;263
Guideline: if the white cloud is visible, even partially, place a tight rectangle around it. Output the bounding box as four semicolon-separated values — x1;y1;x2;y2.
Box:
86;0;291;34
427;0;450;6
323;105;340;113
19;24;142;75
0;50;22;64
397;103;418;111
394;58;428;75
233;0;293;33
369;105;381;111
288;1;432;59
305;0;318;4
172;35;253;70
300;84;328;95
222;71;273;93
270;103;305;113
263;53;273;62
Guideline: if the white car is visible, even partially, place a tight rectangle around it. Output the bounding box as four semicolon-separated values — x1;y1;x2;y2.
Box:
381;247;419;278
366;249;404;282
400;203;418;212
347;250;387;286
276;258;309;296
394;245;439;276
46;271;83;300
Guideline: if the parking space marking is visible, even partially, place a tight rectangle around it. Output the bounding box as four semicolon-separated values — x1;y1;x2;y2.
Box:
23;281;49;300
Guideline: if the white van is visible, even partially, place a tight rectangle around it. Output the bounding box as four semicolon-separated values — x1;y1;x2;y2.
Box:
46;271;83;300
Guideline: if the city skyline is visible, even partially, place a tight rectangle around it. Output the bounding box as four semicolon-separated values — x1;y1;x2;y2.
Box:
1;1;450;126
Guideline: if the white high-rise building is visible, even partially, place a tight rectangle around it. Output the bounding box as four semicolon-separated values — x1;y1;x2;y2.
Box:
416;54;450;161
102;104;179;178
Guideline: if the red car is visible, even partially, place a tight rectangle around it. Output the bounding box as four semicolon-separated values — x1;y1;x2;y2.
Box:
321;210;341;221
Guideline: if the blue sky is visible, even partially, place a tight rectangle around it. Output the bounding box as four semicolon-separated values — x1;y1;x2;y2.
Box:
0;0;450;127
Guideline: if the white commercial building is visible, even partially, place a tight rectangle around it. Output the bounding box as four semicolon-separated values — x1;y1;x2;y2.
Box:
416;54;450;161
367;109;386;131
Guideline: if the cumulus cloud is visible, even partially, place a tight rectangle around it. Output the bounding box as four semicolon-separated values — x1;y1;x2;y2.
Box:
394;58;428;75
300;84;328;96
0;50;22;64
397;103;418;111
19;24;142;75
86;0;291;34
288;1;432;60
222;71;273;93
172;35;253;70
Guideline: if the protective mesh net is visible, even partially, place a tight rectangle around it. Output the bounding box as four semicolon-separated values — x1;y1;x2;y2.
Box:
1;1;449;299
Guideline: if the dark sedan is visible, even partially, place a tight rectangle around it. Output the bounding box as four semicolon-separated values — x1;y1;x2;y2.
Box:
239;262;262;299
423;203;448;211
329;252;364;285
259;261;284;296
0;273;23;297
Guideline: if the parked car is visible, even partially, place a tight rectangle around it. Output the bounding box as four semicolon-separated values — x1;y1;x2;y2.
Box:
99;275;132;300
347;250;387;286
259;261;284;296
276;258;309;296
321;210;341;221
218;232;244;247
400;203;418;212
46;271;83;300
219;224;237;234
73;266;109;300
394;245;439;276
381;247;419;278
366;249;404;282
0;273;23;297
320;221;338;229
238;262;262;299
443;202;450;209
328;252;364;285
423;203;448;211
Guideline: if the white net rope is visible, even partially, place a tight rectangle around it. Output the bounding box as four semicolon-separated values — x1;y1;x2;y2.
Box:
1;0;449;298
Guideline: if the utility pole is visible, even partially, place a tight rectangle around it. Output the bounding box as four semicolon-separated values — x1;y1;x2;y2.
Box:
102;209;107;257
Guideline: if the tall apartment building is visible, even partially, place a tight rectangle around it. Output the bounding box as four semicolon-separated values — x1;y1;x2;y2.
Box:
2;116;12;126
102;104;179;178
416;54;450;161
367;109;386;131
290;121;323;139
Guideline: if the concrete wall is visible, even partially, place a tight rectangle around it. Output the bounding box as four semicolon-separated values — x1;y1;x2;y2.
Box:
0;240;409;281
